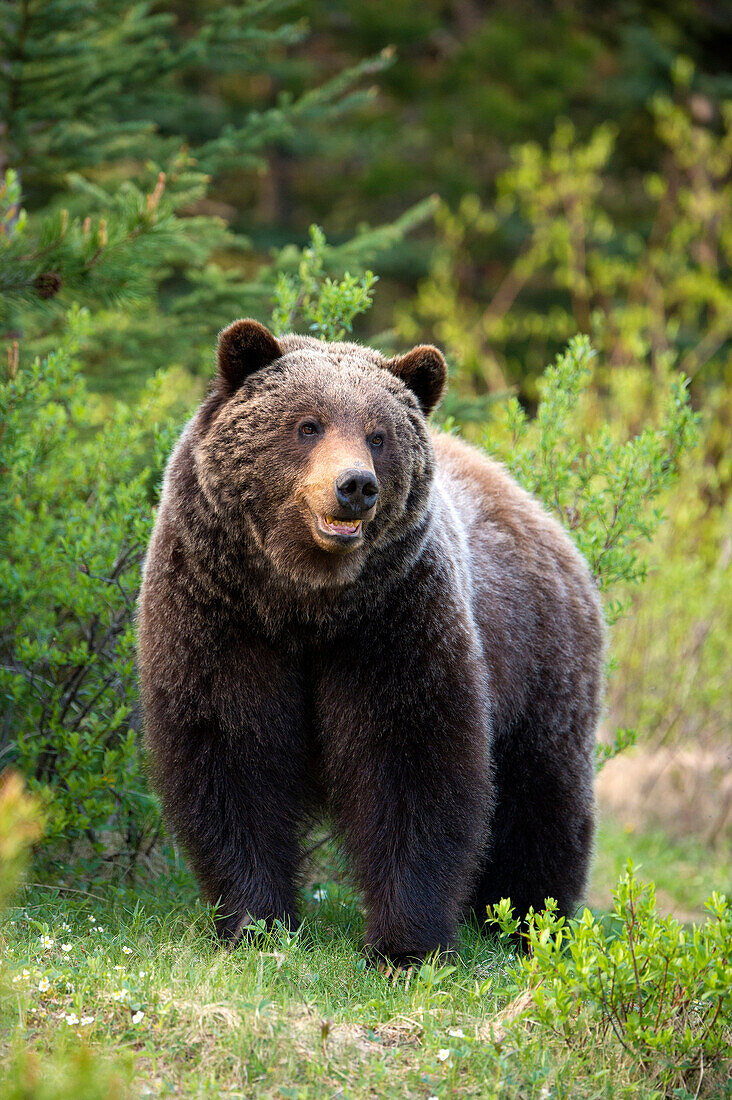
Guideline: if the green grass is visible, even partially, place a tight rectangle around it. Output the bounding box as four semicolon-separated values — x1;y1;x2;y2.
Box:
590;818;732;919
1;825;729;1099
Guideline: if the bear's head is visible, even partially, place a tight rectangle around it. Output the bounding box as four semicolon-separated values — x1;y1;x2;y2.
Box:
194;319;446;589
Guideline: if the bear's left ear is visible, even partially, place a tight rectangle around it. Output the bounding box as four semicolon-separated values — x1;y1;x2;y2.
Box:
217;319;282;394
386;345;447;417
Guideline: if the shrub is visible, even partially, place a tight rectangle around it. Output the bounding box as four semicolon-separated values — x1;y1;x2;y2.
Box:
477;335;697;625
0;310;166;871
488;866;732;1096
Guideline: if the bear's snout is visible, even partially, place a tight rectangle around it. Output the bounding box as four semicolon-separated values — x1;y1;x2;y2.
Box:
335;468;379;514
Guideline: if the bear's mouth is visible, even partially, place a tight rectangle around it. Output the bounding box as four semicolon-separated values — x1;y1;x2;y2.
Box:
316;514;363;539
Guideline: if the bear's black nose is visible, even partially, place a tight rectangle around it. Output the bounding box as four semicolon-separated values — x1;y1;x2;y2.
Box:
335;468;379;512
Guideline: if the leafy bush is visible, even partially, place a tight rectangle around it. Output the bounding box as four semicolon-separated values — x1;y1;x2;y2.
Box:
468;335;697;768
478;335;697;625
0;1046;133;1100
488;866;732;1096
0;310;166;870
271;225;378;341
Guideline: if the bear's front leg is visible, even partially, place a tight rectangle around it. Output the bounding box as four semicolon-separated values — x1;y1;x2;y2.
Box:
141;635;309;942
318;580;492;965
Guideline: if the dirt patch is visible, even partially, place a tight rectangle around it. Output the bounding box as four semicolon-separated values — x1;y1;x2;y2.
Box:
597;746;732;845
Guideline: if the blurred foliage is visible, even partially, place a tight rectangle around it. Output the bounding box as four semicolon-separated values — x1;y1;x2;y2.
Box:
0;1046;132;1100
0;772;42;911
405;82;731;420
274;2;732;241
609;468;732;755
0;0;385;198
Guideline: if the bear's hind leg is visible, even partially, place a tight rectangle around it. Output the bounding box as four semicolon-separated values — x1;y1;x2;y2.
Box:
470;720;595;928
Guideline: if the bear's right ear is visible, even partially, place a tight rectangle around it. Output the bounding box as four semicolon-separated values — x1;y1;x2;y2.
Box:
216;319;282;394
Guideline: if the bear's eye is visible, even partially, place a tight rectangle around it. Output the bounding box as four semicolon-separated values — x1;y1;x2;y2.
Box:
299;422;320;438
369;433;384;448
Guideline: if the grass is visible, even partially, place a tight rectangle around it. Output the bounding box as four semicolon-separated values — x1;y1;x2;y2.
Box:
590;817;731;920
1;822;729;1099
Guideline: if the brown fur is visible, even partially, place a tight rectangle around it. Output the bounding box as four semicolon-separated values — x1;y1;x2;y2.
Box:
137;321;605;962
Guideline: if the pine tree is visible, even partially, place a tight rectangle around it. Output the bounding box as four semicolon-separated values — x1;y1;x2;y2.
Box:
0;0;432;391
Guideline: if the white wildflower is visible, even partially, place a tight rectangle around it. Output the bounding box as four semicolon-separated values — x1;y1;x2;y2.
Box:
448;1028;465;1038
40;935;54;950
81;1015;94;1026
38;977;50;992
113;964;125;972
112;989;129;1002
88;915;96;923
138;971;147;978
436;1048;450;1062
61;943;72;953
65;1013;79;1026
131;1010;145;1024
122;945;132;955
62;922;70;931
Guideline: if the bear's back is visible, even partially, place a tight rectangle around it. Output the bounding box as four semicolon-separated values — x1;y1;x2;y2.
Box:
432;432;605;737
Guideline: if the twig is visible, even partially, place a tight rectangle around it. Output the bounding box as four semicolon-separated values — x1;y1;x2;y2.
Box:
625;892;644;1018
22;883;107;903
693;1049;704;1100
596;970;634;1057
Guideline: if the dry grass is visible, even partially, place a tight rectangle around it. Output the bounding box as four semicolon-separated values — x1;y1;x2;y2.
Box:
597;746;732;846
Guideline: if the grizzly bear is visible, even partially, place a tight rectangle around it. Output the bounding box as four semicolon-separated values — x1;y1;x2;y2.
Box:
137;319;604;964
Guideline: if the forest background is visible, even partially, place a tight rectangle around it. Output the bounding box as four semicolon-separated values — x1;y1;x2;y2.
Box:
0;1;730;1096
